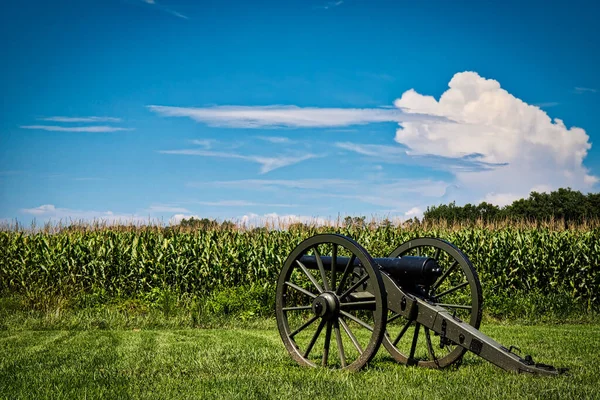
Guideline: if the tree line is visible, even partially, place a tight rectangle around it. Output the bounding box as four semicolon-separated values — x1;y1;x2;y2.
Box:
423;188;600;224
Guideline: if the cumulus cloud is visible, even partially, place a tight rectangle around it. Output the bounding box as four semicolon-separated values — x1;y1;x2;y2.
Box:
159;149;317;174
393;71;597;204
147;105;444;128
21;125;132;132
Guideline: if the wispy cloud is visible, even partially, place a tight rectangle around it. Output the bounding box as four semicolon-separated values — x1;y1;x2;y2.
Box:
147;105;445;128
20;204;149;224
166;9;188;19
255;136;293;144
196;177;450;211
140;0;188;19
73;177;105;181
533;102;560;108
574;87;597;94
190;139;215;149
147;205;191;213
21;125;133;132
39;116;122;123
196;200;297;207
195;179;356;190
317;0;344;10
159;149;318;173
335;142;506;172
239;213;331;228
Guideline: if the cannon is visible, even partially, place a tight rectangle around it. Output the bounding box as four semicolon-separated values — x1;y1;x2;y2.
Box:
275;234;563;374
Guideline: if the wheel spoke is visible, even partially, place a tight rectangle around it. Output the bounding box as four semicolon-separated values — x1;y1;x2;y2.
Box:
408;323;421;363
336;254;356;295
433;248;441;260
339;317;363;355
282;305;313;312
424;328;438;365
333;320;346;368
340;310;374;332
387;312;403;324
313;247;331;292
296;260;324;294
434;281;469;300
340;274;369;300
322;320;333;366
289;315;319;338
416;247;421;256
285;281;317;299
432;260;458;290
303;318;327;358
331;244;338;292
436;303;472;310
393;319;412;346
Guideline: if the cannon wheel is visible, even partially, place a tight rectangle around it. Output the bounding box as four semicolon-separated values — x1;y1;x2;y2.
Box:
276;234;387;371
382;238;483;368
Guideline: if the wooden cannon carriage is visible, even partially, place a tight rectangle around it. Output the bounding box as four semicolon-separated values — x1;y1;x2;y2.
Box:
275;234;562;374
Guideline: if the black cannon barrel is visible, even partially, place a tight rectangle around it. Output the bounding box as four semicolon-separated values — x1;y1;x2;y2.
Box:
298;255;442;286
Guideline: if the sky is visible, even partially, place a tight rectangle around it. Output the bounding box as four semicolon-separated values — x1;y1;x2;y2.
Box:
1;0;599;226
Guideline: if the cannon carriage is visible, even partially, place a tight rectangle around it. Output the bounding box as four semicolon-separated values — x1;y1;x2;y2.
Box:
275;234;562;375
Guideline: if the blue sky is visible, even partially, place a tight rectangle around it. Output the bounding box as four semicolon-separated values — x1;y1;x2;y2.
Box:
1;0;599;226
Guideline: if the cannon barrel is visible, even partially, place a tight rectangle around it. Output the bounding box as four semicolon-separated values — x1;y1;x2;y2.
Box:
298;255;442;286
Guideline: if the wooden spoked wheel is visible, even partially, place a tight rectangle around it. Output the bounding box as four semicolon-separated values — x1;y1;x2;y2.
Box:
381;238;483;368
276;234;387;371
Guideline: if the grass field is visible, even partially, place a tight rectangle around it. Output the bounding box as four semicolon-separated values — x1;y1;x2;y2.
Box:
1;322;599;399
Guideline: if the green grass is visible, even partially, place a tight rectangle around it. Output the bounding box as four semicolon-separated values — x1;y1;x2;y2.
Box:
1;322;599;399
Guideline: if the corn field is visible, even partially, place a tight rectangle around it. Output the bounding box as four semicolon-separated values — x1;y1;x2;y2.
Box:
1;223;599;309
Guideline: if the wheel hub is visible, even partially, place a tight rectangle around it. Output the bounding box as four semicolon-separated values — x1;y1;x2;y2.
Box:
312;292;339;319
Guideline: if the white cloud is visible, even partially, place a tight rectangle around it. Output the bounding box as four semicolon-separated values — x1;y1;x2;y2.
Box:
196;200;296;207
147;105;443;128
166;9;188;19
238;213;331;228
21;125;132;132
39;116;122;123
190;139;214;149
159;149;317;173
255;136;293;144
404;207;423;218
574;87;597;94
140;0;188;19
335;141;505;172
197;178;356;190
481;193;522;207
20;204;150;224
147;205;191;213
392;71;597;205
197;177;449;212
318;0;344;9
533;102;559;108
168;214;199;225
